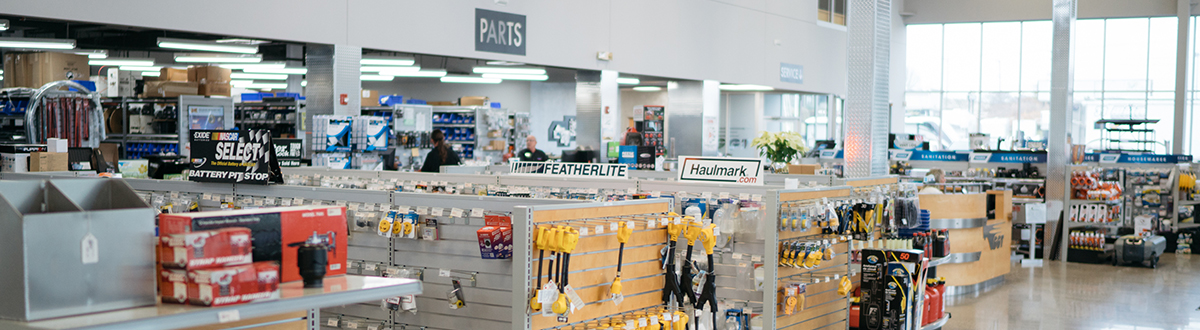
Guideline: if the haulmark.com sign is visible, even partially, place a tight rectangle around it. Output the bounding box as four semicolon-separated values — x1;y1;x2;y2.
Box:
677;156;764;185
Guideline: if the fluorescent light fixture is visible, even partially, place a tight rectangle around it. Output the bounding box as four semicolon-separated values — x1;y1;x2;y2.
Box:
51;49;107;58
485;60;525;66
481;73;548;81
90;58;155;66
231;73;288;80
361;56;415;66
617;77;640;85
174;53;262;63
301;80;307;87
158;37;258;54
242;67;307;75
632;86;663;92
0;37;76;50
472;66;545;75
121;66;163;71
141;71;161;77
369;67;423;75
247;83;287;89
361;74;395;81
0;70;4;74
215;38;270;45
719;84;774;91
391;69;448;78
220;62;285;70
0;19;8;31
440;75;502;84
231;80;255;87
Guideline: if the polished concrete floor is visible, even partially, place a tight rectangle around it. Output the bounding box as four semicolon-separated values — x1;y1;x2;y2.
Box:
944;254;1200;330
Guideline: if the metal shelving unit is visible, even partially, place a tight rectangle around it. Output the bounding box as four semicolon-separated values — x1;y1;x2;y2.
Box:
234;99;304;138
1096;119;1158;153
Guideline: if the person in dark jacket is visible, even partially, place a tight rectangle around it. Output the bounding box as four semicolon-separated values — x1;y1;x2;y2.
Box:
518;135;549;161
420;129;461;172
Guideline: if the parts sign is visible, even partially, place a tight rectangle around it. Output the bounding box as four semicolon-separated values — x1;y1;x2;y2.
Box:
677;156;764;185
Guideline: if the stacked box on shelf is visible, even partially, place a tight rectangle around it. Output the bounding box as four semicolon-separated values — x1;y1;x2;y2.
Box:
124;142;180;159
314;115;354;152
354;116;389;151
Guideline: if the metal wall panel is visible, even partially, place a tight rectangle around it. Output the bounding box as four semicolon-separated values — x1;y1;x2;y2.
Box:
1050;0;1077;257
306;44;362;120
667;81;705;158
576;71;603;154
845;0;891;177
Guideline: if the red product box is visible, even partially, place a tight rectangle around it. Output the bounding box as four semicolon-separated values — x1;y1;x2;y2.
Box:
159;206;348;283
160;268;189;304
477;224;512;259
485;215;511;227
159;227;253;269
188;262;280;307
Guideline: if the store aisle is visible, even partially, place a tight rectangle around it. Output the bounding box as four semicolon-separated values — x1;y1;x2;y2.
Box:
944;254;1200;330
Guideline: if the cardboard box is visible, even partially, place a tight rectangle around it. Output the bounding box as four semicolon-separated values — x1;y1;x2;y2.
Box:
0;144;47;173
160;269;190;304
361;90;380;107
28;152;68;172
198;82;232;96
187;262;280;307
2;52;90;88
46;138;69;153
477;215;512;259
159;228;253;270
158;206;349;283
428;101;455;106
459;96;489;106
160;68;189;82
144;81;199;98
787;164;819;175
187;66;232;84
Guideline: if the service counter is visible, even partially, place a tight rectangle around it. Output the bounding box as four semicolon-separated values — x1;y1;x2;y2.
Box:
919;190;1012;296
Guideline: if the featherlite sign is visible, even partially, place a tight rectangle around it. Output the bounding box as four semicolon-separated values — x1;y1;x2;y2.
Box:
677;156;765;185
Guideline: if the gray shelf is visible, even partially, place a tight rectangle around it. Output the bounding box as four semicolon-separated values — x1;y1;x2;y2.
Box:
1;276;421;330
432;124;476;128
921;314;950;330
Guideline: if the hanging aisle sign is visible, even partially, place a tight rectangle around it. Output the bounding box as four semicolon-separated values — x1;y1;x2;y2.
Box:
188;130;283;184
509;161;628;179
1083;153;1193;164
476;9;526;56
677;156;764;185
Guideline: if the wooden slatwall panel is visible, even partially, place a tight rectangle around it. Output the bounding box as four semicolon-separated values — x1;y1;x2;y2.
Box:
774;280;849;329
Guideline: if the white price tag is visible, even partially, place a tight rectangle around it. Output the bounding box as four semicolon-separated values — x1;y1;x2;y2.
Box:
380;204;393;212
739;193;750;200
732;253;743;260
439;268;451;277
751;255;762;262
651;191;661;197
415;206;428;215
450;208;463;218
368;325;379;330
293;197;304;205
650;316;659;324
639;318;648;327
719;192;730;199
335;200;347;206
628;187;637;194
345;321;359;329
648;219;657;228
674;218;682;225
202;193;212;200
701;191;713;199
713;226;721;236
217;310;240;323
430;207;444;217
610;222;619;231
596;225;605;234
81;233;98;264
752;194;763;202
580;227;589;236
349;202;361;211
364;263;377;272
170;192;179;199
327;318;339;327
471;208;485;217
253;198;264;206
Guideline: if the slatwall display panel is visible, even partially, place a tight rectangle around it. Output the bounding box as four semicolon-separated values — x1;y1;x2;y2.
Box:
713;240;768;311
389;193;582;330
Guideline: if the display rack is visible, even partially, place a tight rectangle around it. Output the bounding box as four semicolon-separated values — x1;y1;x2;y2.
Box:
25;80;106;148
767;186;854;330
1096;119;1158;153
512;199;673;330
101;97;180;158
234;98;304;138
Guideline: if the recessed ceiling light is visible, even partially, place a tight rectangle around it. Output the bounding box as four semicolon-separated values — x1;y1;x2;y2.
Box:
219;62;286;70
485;60;526;66
120;66;163;72
632;86;663;92
373;67;423;75
391;69;448;78
158;37;258;54
231;73;288;80
719;84;775;91
361;74;395;81
141;71;161;77
241;67;307;75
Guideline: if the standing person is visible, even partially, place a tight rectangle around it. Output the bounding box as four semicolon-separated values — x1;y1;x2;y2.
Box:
518;135;549;161
420;129;461;172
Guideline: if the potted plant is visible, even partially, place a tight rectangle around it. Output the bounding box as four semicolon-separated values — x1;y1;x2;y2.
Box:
751;131;807;173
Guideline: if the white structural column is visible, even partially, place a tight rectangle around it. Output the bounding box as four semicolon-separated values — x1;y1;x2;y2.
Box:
702;80;721;156
1049;0;1076;258
600;70;621;160
306;44;361;117
1174;0;1192;154
845;0;892;177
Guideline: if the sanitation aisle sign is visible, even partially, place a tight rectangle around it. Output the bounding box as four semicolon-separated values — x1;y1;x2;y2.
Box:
677;156;764;185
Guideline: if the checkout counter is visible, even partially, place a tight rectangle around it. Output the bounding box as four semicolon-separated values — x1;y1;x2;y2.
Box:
919;190;1012;297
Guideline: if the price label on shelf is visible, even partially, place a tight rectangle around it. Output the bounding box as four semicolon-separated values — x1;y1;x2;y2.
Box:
217;310;240;323
202;193;212;200
752;194;763;202
345;321;359;329
349;202;361;211
750;255;762;262
364;263;377;272
430;207;444;217
628;188;638;194
650;191;661;197
739;193;750;200
596;225;605;235
719;192;730;199
327;318;339;327
439;268;451;277
626;221;635;229
648;219;656;228
580;227;589;236
335;200;347;206
610;222;619;231
450;208;463;218
471;208;485;217
170;192;179;199
732;253;744;260
290;197;304;205
415;206;428;215
701;191;713;199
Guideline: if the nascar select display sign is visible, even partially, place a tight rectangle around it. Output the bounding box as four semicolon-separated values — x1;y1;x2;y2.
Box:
189;130;282;184
677;156;765;185
509;161;629;179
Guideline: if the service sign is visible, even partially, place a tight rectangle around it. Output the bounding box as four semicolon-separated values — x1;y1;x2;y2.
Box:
476;9;526;56
189;130;282;184
272;138;303;167
677;156;764;185
509;161;628;179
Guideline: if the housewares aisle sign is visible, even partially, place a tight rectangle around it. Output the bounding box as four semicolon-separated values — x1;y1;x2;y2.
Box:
476;9;526;55
677;156;764;185
510;161;628;179
189;130;283;184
